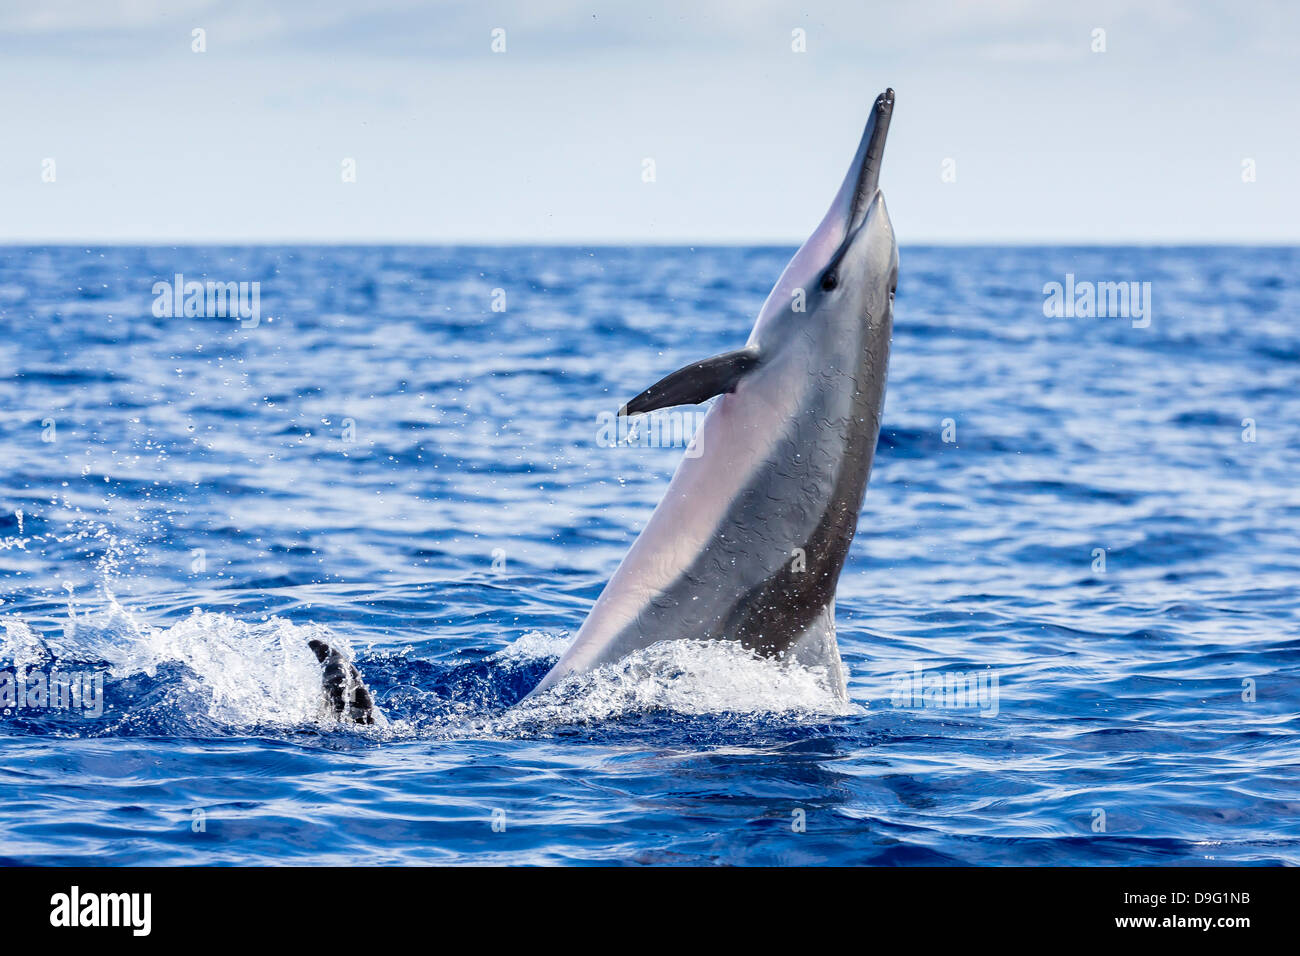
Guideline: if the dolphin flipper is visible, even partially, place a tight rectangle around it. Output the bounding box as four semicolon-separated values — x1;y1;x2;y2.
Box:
620;346;760;416
308;639;375;724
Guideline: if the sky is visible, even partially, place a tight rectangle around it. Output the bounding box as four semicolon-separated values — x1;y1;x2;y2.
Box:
0;0;1296;243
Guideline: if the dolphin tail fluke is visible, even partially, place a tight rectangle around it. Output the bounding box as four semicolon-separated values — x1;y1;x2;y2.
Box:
308;639;376;724
620;346;760;416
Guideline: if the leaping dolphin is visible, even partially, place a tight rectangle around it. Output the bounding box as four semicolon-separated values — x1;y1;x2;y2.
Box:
530;88;899;700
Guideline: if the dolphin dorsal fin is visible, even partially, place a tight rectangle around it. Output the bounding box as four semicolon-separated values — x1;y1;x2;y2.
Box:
620;346;760;416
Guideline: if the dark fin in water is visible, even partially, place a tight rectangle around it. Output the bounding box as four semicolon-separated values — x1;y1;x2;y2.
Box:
308;639;375;725
620;346;760;416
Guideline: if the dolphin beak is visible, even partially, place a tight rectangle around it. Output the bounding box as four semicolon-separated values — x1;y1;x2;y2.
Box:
750;88;896;327
842;88;894;234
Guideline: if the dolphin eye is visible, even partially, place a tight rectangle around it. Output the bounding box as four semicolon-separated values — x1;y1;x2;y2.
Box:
820;272;838;291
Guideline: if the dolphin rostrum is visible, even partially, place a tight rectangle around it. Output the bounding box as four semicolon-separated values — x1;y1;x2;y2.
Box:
531;89;899;700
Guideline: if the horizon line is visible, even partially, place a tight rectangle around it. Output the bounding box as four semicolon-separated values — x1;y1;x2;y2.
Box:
2;239;1298;248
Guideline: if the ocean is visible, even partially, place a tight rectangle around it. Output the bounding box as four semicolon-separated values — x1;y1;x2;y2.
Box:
0;244;1297;865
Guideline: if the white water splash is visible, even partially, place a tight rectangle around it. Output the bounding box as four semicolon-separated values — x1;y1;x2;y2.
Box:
491;637;858;733
0;619;51;669
2;607;853;740
2;600;381;731
488;630;571;664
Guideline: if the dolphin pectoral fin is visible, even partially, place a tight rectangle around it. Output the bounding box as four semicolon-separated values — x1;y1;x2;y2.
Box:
620;347;760;416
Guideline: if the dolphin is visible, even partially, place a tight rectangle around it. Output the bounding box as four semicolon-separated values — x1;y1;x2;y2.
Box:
529;89;899;700
309;638;376;724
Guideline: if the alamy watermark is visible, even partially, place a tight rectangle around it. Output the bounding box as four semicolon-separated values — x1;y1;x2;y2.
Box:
1;666;105;718
890;663;999;717
1043;273;1151;328
152;273;261;328
596;410;706;458
50;886;150;936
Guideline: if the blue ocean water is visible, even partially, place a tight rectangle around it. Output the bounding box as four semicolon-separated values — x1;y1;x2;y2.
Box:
0;244;1297;866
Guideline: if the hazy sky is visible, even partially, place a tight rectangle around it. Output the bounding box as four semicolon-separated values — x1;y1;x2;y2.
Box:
1;0;1296;242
